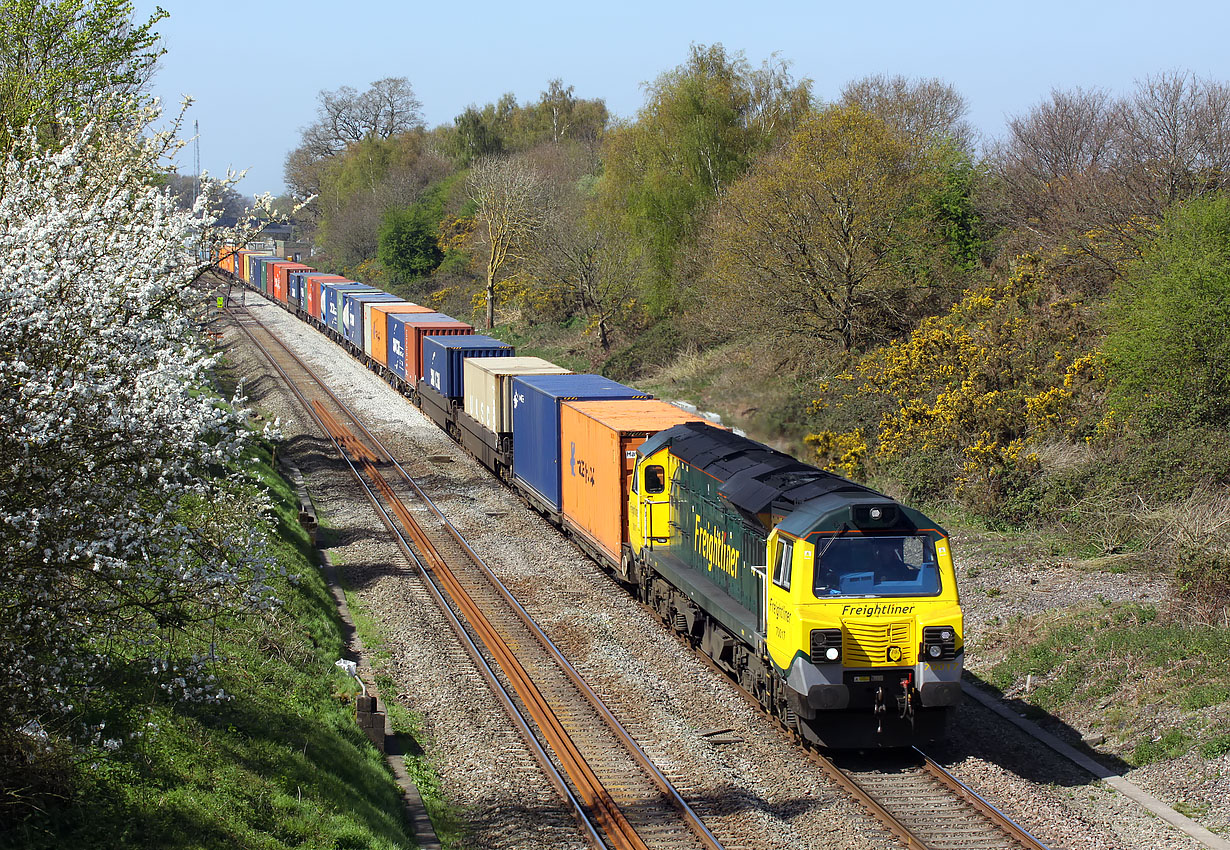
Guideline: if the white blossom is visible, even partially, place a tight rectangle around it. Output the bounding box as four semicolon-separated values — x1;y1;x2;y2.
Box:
1;102;280;752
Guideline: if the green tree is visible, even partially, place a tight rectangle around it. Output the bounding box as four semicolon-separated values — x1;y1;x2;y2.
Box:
0;0;165;152
378;187;446;281
598;43;812;303
314;132;448;268
452;99;510;163
447;82;608;164
700;104;943;355
1105;195;1230;427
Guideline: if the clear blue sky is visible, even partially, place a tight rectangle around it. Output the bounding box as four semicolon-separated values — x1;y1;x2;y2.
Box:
135;0;1230;198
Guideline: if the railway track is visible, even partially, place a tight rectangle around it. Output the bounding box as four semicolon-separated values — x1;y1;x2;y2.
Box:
223;290;1054;850
817;749;1050;850
226;298;723;850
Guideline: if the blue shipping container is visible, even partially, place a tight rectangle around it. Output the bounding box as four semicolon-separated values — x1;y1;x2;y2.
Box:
511;374;651;510
287;271;303;307
291;271;316;309
386;312;458;381
300;273;342;316
322;283;373;332
341;291;399;348
422;335;515;399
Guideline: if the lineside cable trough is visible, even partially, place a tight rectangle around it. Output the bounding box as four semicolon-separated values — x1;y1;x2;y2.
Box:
276;459;436;846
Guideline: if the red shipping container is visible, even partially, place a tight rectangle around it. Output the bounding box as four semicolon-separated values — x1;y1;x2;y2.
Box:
400;316;472;382
268;261;289;301
271;262;315;303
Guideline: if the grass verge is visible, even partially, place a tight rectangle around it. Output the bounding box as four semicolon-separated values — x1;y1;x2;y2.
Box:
2;441;415;850
979;602;1230;766
341;589;468;849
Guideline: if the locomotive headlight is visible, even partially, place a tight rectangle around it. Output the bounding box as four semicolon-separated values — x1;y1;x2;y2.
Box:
922;625;958;661
869;507;884;520
811;628;843;664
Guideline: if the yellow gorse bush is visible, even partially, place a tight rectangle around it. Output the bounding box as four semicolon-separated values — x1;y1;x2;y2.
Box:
808;253;1104;506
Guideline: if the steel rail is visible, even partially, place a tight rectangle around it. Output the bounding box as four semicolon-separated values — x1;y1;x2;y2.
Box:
341;380;726;850
240;305;646;848
228;300;723;850
239;299;723;850
226;306;609;849
915;747;1052;850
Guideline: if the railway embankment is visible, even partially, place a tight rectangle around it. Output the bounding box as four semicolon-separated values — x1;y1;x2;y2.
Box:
3;438;417;850
949;530;1230;840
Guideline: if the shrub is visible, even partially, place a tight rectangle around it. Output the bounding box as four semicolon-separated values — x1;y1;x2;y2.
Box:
1104;195;1230;429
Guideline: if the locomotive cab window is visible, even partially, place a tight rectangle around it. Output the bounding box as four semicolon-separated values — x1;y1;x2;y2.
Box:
813;534;941;599
772;538;793;590
644;465;665;494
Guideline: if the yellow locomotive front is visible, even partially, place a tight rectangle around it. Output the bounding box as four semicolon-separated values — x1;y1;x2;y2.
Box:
624;422;962;748
764;497;963;747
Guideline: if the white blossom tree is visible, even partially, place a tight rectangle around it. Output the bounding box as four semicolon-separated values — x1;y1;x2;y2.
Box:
0;104;278;795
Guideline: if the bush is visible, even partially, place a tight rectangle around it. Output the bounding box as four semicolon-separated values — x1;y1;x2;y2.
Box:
806;252;1103;515
1105;195;1230;429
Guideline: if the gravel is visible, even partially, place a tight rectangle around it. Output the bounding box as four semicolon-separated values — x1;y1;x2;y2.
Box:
223;292;1228;850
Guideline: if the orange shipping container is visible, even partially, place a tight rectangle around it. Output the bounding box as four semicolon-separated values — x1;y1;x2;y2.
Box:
217;245;238;273
368;302;435;366
559;400;708;564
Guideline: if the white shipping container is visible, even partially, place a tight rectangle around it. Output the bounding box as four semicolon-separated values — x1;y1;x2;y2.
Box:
463;357;571;434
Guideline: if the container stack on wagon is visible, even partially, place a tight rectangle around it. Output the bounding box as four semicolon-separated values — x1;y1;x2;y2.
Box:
367;303;436;364
460;356;572;473
510;374;652;515
388;314;473;385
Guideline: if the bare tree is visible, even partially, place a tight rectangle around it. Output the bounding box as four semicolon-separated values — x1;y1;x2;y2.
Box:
303;77;423;156
1118;71;1230;208
841;74;975;152
533;195;642;351
286;76;425;194
1003;87;1118;181
993;74;1230;273
467;156;548;329
991;87;1121;250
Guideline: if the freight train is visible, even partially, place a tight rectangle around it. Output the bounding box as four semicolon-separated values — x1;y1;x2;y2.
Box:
216;245;964;748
